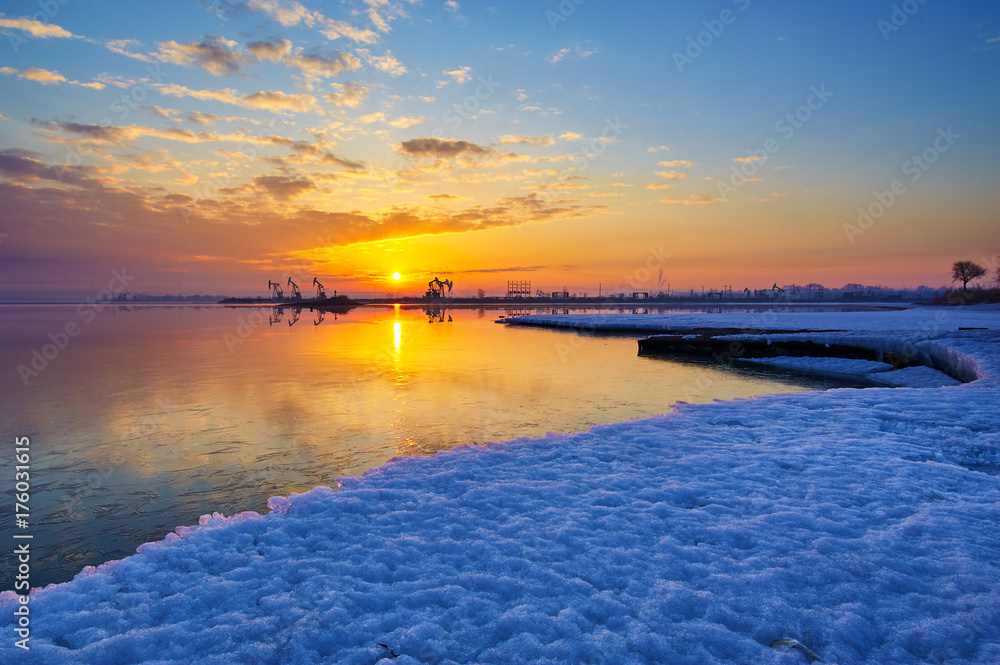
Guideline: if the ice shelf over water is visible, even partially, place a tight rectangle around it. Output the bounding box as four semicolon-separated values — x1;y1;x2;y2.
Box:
3;306;999;664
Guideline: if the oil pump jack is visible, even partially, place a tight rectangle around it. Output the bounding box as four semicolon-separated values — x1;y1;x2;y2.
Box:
287;277;302;301
313;277;326;299
268;280;284;300
425;277;453;300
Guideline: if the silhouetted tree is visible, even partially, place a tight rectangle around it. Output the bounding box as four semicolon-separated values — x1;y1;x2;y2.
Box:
951;260;986;291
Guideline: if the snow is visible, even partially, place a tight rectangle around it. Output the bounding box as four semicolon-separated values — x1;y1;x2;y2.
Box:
3;306;999;664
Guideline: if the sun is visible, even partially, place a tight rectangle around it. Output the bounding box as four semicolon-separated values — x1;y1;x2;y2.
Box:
392;272;402;281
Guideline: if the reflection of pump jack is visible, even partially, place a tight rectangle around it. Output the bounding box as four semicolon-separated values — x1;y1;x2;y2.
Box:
269;308;284;325
424;306;451;323
287;308;300;326
313;309;325;326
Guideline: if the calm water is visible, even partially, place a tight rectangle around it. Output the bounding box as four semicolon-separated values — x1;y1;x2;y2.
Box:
2;304;848;588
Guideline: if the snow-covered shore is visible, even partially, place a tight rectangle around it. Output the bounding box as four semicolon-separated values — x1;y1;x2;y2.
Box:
3;307;999;664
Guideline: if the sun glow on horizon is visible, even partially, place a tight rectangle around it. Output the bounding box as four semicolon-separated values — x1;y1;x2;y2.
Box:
392;272;402;280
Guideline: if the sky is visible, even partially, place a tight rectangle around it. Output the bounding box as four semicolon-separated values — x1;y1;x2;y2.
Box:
0;0;997;300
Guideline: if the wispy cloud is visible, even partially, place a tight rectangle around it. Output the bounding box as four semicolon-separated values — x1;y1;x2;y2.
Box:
659;194;718;205
0;15;80;39
0;66;104;90
441;66;472;84
497;134;555;146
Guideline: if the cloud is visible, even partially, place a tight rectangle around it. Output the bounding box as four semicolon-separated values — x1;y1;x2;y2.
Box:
30;119;295;147
548;48;571;64
247;38;362;80
104;39;154;62
1;66;104;90
733;155;767;163
645;184;673;190
397;137;493;159
243;91;320;113
658;160;694;168
319;19;378;44
154;84;322;114
239;0;377;43
245;0;320;26
252;174;316;200
548;46;597;64
246;38;293;61
497;134;554;146
444;1;460;11
387;116;426;129
364;50;406;77
442;66;472;84
427;193;459;200
156;36;250;76
655;171;687;180
324;81;369;108
558;132;583;141
647;145;669;152
659;194;718;205
358;111;386;124
0;16;79;39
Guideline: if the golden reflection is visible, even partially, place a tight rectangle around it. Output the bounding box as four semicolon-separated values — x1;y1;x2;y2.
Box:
393;320;402;353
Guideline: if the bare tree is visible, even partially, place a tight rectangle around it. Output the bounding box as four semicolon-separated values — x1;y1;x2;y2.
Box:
951;260;986;291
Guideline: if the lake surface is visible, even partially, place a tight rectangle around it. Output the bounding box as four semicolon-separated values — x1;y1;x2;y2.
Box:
2;304;850;587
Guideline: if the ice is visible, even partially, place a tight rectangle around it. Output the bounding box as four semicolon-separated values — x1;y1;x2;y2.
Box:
2;306;999;664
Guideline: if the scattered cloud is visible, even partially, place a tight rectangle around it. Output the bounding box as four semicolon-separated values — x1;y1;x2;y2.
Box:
324;81;369;108
398;137;493;159
733;155;767;163
655;170;687;180
646;184;673;190
647;145;669;152
247;38;362;83
358;111;386;124
0;16;80;39
104;38;154;62
387;116;427;129
155;83;321;114
549;46;597;64
444;1;460;11
243;90;320;113
155;36;250;76
362;50;407;77
497;134;554;146
442;66;472;84
559;132;583;141
1;66;104;90
659;194;718;205
252;174;316;200
658;160;694;168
